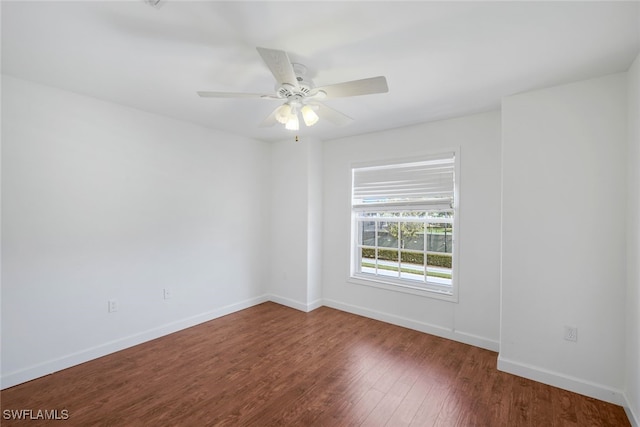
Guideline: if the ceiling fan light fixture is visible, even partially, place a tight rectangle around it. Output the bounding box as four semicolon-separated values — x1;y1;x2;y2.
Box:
285;113;299;131
283;104;300;131
301;105;319;127
275;103;292;124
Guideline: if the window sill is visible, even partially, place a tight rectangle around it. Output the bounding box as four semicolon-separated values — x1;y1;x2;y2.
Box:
348;274;458;303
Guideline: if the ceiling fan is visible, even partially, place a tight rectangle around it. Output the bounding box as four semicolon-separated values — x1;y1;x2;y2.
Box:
197;47;389;131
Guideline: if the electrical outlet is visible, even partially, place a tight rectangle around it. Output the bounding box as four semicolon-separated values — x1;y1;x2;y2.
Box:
163;288;172;300
564;326;578;342
108;300;118;313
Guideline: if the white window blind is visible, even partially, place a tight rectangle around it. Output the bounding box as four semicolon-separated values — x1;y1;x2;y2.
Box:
352;152;455;211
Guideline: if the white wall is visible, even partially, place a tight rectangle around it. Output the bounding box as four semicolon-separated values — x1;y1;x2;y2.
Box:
322;111;502;350
626;52;640;425
500;73;628;404
1;76;271;388
306;138;323;306
268;137;322;311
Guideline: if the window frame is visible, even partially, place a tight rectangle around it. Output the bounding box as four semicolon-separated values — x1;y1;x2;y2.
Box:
348;150;460;302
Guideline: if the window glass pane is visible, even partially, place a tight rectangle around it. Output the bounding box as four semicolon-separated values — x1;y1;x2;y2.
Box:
426;223;453;253
359;220;376;246
400;222;424;250
426;254;452;286
361;247;375;262
426;221;453;286
377;248;400;278
360;248;375;274
400;250;426;282
377;221;397;248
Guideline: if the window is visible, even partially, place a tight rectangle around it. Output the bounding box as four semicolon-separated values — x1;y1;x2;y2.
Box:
350;151;458;300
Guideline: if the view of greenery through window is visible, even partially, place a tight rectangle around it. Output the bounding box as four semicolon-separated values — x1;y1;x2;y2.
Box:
356;211;453;286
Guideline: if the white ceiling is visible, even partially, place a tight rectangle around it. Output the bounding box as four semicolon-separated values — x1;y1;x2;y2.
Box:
2;1;639;143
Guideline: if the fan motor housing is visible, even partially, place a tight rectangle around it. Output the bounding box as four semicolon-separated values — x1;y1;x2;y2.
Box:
275;63;315;99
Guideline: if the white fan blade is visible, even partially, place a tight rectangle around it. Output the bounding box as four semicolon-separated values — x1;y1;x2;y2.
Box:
316;103;353;127
314;76;388;99
259;106;280;127
256;47;300;89
197;91;279;99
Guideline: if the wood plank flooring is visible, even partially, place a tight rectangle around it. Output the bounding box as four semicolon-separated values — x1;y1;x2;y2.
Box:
1;302;630;426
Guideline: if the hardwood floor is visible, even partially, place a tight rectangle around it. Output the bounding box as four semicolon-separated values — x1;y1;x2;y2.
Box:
1;302;630;426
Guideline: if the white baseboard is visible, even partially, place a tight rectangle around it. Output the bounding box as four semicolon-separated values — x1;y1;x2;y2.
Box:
0;295;269;390
322;298;500;352
267;294;322;313
497;355;625;407
307;298;324;312
623;392;639;427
